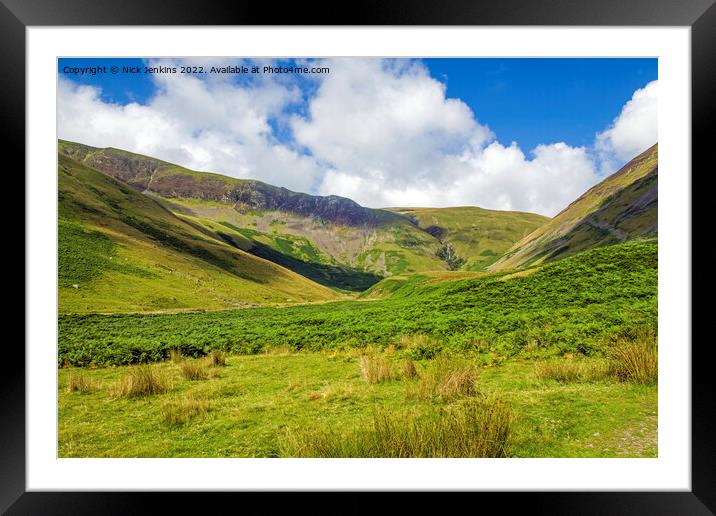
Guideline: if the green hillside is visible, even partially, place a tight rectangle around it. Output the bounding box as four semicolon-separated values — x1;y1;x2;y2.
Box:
155;195;445;287
59;239;656;366
490;144;658;271
387;206;549;271
59;140;553;284
58;153;339;314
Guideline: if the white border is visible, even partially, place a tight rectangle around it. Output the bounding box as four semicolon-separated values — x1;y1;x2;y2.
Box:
27;27;691;491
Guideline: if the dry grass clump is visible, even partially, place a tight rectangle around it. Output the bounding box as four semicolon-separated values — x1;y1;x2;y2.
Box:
534;357;616;383
207;349;227;367
359;355;398;383
179;360;211;380
402;359;419;380
114;366;168;398
66;372;93;393
408;354;478;400
161;393;211;426
579;359;614;382
610;330;658;385
282;397;512;458
534;360;582;383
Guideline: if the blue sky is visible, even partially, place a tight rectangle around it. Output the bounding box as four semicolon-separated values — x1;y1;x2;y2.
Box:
57;57;658;215
59;57;656;153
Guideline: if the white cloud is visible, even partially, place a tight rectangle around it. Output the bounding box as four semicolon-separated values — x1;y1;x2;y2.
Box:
57;60;324;193
596;80;658;173
292;59;492;189
58;60;658;217
292;59;601;215
318;141;596;216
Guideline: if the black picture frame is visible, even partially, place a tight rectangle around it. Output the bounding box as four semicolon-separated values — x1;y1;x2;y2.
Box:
5;0;712;513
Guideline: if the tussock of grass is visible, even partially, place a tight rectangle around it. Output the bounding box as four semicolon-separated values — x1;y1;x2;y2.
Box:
359;355;397;383
283;397;512;458
534;358;614;384
402;359;419;380
580;360;614;382
161;394;210;426
169;349;183;363
179;360;211;380
534;360;581;383
207;349;227;367
610;330;658;385
114;366;168;398
408;354;478;400
67;372;93;393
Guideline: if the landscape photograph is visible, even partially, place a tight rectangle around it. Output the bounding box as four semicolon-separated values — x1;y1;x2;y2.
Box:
57;57;658;458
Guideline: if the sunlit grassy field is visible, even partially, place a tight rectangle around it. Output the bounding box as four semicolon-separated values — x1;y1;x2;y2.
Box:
58;240;658;458
58;348;657;458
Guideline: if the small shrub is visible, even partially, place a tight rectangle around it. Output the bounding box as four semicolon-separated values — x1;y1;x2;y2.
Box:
610;330;658;385
207;349;227;367
359;355;397;383
161;394;210;426
282;397;512;458
114;366;168;398
401;334;442;360
409;354;478;400
179;360;210;380
66;372;92;393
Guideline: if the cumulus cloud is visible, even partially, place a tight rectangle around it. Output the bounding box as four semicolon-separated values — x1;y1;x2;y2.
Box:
292;59;602;215
57;59;324;193
318;141;596;215
57;59;658;216
596;80;658;174
291;59;492;188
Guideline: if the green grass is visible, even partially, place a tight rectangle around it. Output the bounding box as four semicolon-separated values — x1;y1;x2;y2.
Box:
58;218;156;287
58;351;657;457
58;240;657;367
58;152;339;313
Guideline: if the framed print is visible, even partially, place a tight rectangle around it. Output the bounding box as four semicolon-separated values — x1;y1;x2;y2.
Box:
6;0;713;513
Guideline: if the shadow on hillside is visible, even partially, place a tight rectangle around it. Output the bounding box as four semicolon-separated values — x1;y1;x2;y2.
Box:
216;232;383;292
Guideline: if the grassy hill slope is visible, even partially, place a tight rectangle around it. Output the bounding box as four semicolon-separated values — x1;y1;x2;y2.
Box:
58;153;339;313
59;140;554;282
155;195;445;287
388;206;549;271
490;144;658;271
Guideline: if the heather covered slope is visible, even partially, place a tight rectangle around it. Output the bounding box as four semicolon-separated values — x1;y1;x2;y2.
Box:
58;153;339;313
490;144;658;271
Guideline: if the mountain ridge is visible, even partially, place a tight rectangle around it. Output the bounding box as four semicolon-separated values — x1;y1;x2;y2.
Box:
58;139;550;280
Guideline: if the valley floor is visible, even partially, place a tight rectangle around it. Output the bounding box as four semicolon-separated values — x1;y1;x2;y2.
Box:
58;351;657;458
